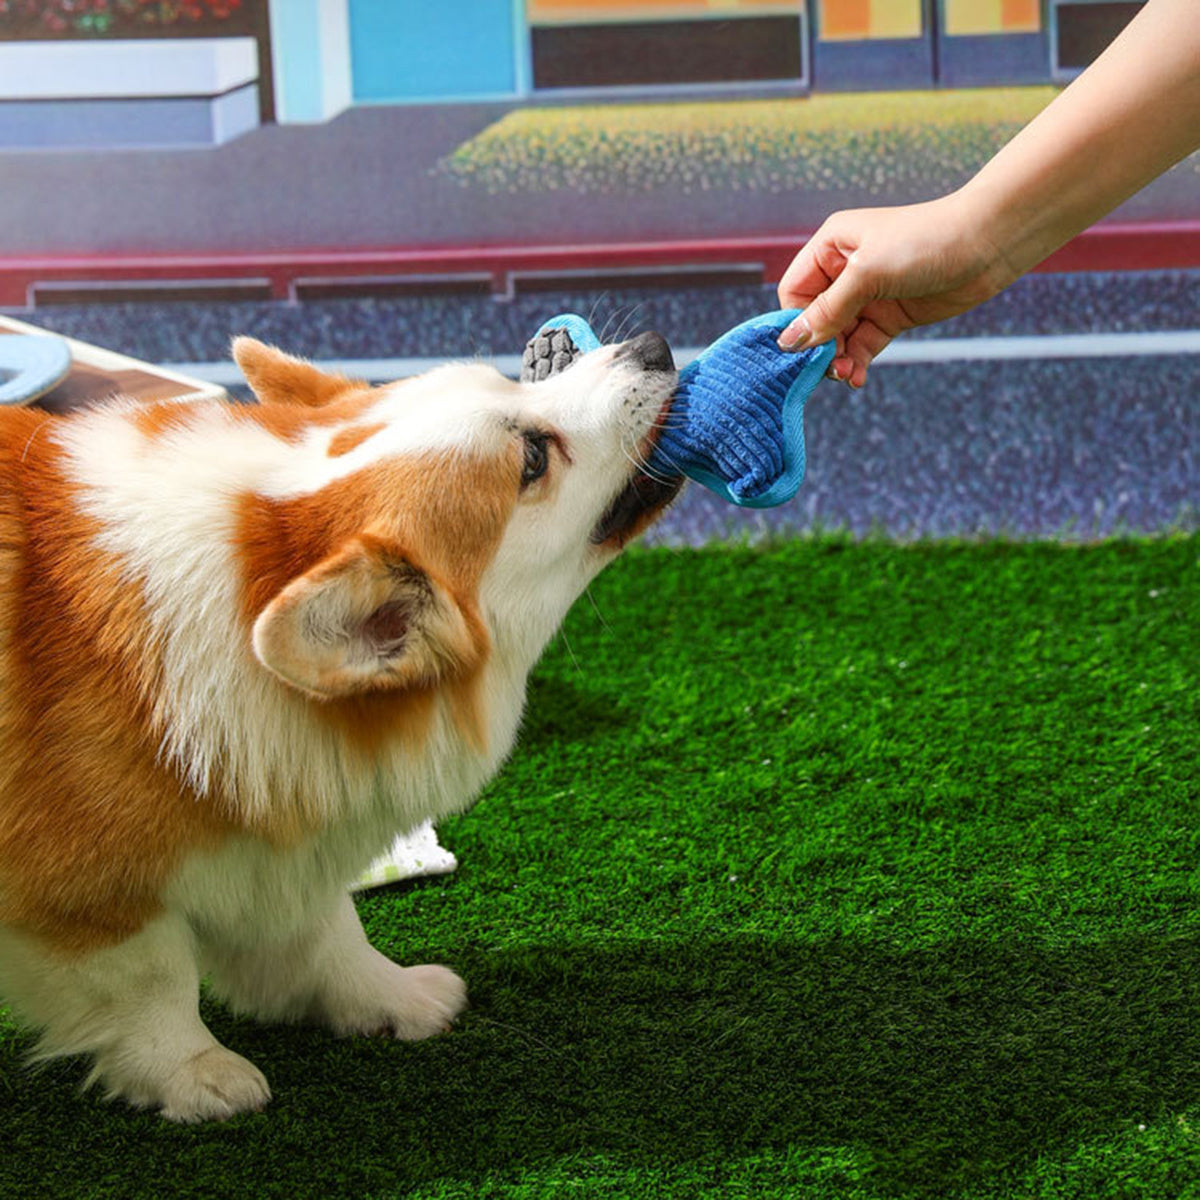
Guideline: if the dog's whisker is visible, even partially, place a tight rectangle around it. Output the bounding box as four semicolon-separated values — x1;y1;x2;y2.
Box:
586;292;608;333
648;415;688;432
584;585;614;634
559;624;585;675
598;306;623;346
604;307;624;345
618;436;656;478
630;429;687;483
613;302;648;347
611;307;633;346
618;434;677;488
20;417;49;464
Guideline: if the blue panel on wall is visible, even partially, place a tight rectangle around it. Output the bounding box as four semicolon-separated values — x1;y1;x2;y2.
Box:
937;33;1050;86
350;0;517;101
812;39;936;91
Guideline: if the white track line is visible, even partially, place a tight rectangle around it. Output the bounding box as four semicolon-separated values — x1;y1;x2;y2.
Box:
874;329;1200;363
164;329;1200;387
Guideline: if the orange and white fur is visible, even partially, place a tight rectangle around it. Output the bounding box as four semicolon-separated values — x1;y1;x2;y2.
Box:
0;332;679;1121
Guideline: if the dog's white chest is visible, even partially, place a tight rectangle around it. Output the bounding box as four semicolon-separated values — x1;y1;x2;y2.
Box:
166;658;527;947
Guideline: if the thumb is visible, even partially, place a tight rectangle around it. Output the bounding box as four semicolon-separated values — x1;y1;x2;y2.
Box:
778;260;873;351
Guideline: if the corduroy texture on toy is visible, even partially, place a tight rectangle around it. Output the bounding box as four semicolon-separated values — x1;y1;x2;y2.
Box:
522;310;834;508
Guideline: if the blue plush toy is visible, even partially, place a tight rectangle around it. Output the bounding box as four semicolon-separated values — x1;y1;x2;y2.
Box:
521;310;834;508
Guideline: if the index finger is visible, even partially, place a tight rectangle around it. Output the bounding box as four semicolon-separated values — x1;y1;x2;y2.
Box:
776;237;835;310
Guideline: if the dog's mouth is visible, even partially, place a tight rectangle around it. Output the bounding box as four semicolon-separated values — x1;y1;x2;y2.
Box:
590;397;683;549
590;468;682;549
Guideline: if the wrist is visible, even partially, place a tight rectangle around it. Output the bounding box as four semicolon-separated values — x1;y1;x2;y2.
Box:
933;187;1023;298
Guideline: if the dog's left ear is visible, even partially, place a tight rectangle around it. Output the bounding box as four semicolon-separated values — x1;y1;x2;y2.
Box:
251;534;485;699
233;337;361;407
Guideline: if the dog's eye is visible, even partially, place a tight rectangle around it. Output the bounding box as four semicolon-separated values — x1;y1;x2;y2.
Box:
521;432;550;487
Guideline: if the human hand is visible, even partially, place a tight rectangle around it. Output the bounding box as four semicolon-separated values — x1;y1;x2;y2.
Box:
776;195;1017;387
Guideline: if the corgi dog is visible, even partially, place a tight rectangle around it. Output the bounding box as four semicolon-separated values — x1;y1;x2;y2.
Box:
0;331;680;1121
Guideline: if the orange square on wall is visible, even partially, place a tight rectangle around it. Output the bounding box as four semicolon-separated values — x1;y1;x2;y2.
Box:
1001;0;1040;31
821;0;870;38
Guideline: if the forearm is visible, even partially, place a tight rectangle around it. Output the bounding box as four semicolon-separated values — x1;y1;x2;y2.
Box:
958;0;1200;279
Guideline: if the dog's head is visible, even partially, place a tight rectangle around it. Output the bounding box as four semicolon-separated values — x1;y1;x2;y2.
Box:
234;334;681;702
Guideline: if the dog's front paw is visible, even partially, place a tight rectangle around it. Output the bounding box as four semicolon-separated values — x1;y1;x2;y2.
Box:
96;1042;271;1123
387;964;468;1039
157;1046;272;1123
321;958;468;1041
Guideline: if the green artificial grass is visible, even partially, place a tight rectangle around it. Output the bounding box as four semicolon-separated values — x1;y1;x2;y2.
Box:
3;537;1198;1199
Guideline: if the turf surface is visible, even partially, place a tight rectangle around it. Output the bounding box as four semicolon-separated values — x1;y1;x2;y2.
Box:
3;538;1198;1199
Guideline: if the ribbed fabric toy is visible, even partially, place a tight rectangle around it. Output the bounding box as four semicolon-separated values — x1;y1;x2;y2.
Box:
521;310;834;508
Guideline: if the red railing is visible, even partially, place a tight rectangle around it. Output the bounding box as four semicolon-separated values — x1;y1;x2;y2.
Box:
2;222;1197;308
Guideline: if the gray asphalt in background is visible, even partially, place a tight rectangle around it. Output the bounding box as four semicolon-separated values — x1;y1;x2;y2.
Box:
5;269;1196;542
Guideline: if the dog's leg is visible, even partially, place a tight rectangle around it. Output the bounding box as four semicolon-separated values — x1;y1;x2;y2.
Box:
0;911;269;1122
203;891;467;1040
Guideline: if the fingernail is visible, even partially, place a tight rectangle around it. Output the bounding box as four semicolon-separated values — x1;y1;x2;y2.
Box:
777;316;812;351
825;364;841;381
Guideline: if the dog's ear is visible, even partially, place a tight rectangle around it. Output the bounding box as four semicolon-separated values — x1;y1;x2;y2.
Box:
251;534;485;699
233;337;360;407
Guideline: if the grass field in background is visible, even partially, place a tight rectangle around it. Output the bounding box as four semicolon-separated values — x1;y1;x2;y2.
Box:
436;89;1058;196
3;537;1197;1199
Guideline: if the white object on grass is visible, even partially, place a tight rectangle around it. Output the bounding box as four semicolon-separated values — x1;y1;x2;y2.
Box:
352;820;458;891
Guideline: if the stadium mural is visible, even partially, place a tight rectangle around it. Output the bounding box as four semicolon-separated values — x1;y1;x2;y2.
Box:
0;0;1147;142
0;0;1192;306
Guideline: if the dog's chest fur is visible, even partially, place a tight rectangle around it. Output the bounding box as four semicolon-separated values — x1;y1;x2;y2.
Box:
166;650;528;949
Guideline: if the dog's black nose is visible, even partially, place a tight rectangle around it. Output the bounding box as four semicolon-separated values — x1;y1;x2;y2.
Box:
618;331;675;373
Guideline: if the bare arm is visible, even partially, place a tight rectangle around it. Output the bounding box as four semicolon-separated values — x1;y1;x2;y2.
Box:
776;0;1200;386
969;0;1200;276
